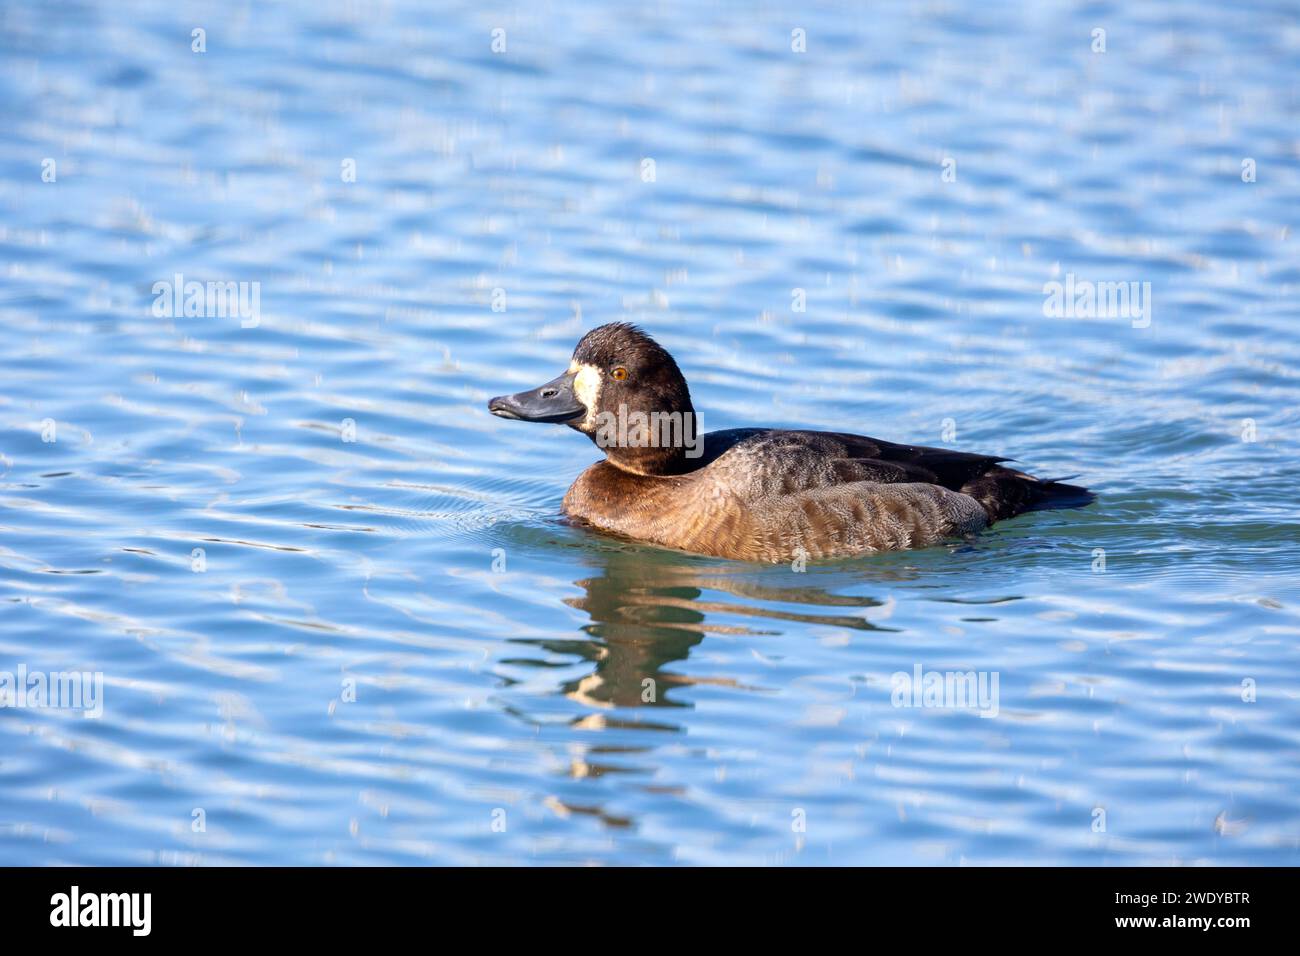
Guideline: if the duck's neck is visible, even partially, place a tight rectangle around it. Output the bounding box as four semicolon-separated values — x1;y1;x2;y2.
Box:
603;444;691;476
585;400;701;476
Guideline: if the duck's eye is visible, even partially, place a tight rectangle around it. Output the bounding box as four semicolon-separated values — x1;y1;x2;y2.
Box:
611;366;628;381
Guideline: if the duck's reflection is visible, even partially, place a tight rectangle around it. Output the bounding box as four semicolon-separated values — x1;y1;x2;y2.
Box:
515;543;912;714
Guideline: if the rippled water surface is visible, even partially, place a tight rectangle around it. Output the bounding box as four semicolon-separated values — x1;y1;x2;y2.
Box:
2;0;1299;865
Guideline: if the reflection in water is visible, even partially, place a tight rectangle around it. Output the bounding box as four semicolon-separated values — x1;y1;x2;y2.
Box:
518;543;902;712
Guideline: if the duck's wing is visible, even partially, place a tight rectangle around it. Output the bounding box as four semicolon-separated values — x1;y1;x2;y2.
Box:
800;430;1093;521
680;432;985;560
707;429;1091;528
815;431;1008;490
709;429;1004;490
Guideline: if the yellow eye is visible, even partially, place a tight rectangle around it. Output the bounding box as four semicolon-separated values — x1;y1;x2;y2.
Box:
611;366;628;381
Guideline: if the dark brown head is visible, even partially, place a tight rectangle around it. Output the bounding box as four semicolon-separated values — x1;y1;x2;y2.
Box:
488;323;700;475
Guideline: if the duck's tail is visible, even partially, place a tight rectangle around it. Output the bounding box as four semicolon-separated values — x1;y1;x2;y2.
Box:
961;467;1095;523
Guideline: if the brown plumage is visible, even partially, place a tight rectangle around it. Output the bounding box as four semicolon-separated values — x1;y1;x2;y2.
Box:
489;323;1093;563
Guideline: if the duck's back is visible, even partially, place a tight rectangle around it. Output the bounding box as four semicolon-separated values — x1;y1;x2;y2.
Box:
563;428;1091;562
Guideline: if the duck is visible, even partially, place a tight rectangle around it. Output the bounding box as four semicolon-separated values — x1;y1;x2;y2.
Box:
488;323;1093;563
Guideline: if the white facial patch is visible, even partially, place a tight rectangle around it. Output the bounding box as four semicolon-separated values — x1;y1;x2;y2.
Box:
569;361;602;430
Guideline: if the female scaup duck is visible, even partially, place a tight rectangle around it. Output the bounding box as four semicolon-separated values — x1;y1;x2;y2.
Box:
489;323;1092;563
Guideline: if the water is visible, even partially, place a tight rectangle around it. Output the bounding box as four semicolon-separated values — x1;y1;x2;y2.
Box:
2;0;1299;866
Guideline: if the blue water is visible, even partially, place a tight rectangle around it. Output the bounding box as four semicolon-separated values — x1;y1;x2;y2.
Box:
2;0;1299;865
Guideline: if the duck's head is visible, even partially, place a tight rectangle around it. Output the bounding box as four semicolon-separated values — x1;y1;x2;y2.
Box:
488;322;699;474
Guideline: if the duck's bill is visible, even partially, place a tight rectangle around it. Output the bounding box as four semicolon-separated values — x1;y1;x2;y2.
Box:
488;371;586;424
